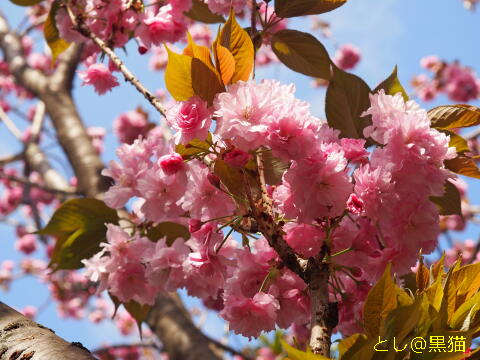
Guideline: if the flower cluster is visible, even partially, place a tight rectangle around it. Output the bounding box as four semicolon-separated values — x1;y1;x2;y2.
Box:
411;55;480;102
83;79;455;338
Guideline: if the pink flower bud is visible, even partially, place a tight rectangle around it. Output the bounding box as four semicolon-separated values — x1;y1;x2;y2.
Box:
158;153;184;175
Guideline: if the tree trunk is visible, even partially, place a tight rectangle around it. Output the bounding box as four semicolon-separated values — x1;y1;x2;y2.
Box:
0;302;96;360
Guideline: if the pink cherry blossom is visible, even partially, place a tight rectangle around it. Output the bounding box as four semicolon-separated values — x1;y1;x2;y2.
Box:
166;96;212;144
182;161;235;222
220;292;280;338
334;44;361;70
78;63;119;95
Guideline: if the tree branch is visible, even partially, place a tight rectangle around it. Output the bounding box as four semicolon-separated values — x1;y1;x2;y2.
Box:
65;5;167;117
0;11;48;94
147;293;224;360
0;302;97;360
0;172;77;196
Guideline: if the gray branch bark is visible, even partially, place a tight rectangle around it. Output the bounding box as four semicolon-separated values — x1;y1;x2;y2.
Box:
0;302;96;360
0;9;224;360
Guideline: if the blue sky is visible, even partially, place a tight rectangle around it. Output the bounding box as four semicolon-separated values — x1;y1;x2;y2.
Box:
1;0;480;354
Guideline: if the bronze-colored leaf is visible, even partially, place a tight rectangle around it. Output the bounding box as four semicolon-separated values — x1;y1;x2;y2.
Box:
325;66;371;139
275;0;348;18
271;29;331;79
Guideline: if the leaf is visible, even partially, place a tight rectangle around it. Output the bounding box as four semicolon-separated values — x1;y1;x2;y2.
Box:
214;42;235;85
429;180;462;216
9;0;43;5
175;133;212;161
146;222;190;245
184;33;215;70
164;46;194;101
325;66;372;139
281;340;332;360
373;65;409;101
416;255;431;292
384;301;421;343
214;159;254;200
363;263;397;338
440;130;470;154
184;0;225;23
44;1;71;64
444;156;480;179
109;294;151;335
426;274;444;311
275;0;348;18
338;334;367;357
262;149;290;185
428;104;480;130
431;252;446;281
271;29;331;79
397;287;414;306
38;198;119;270
191;58;225;105
450;291;480;330
220;10;254;83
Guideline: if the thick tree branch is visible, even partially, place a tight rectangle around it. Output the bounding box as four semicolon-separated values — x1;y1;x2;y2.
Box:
0;11;108;197
146;293;223;360
50;43;84;92
0;302;97;360
0;12;48;94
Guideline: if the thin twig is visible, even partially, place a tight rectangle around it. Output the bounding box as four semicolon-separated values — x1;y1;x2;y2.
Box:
468;235;480;264
204;334;254;360
0;153;24;166
65;4;167;117
0;105;22;140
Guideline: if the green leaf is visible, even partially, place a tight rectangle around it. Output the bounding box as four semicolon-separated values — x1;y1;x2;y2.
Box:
275;0;348;18
38;198;119;270
325;66;372;139
9;0;43;5
363;263;397;338
280;340;332;360
44;1;71;64
428;104;480;130
175;133;212;161
338;333;367;358
384;301;421;343
184;0;225;23
191;58;225;105
444;156;480;179
450;291;480;330
146;222;190;245
373;65;409;101
429;180;462;216
271;29;331;79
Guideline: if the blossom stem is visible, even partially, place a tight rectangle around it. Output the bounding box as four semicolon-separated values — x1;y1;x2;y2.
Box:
329;247;353;258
